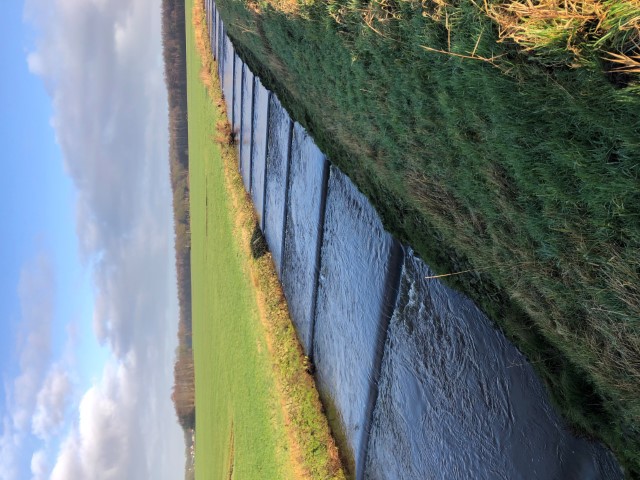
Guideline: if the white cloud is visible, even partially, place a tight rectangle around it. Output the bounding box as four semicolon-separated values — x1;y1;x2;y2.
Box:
30;449;48;480
26;52;44;76
11;253;54;432
50;355;180;480
25;0;175;354
31;365;72;440
0;253;67;480
24;0;171;266
49;434;83;480
0;416;21;480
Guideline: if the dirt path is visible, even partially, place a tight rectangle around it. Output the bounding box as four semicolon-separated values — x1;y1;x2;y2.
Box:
226;423;235;480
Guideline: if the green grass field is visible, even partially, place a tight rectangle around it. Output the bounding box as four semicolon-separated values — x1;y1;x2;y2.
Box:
187;4;294;478
212;1;639;474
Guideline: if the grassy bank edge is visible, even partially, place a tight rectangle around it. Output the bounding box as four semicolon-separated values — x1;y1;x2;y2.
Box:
191;2;347;478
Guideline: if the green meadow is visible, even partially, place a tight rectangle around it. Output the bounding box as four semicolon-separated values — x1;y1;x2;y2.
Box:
211;0;639;474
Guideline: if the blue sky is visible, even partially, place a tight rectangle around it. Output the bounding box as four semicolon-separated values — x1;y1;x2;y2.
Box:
0;0;106;392
1;1;183;479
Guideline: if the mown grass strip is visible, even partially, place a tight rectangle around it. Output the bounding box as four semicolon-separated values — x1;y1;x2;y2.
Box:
190;1;347;478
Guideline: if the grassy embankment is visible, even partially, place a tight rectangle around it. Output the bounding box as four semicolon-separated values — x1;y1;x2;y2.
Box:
212;0;639;474
187;0;346;478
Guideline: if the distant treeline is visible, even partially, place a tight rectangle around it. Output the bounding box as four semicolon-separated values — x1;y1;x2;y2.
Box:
161;0;195;434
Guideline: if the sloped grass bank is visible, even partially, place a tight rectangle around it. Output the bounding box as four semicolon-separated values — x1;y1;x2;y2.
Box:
213;0;639;474
189;1;346;478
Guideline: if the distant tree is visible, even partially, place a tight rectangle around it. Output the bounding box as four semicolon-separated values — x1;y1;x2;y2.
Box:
161;0;192;338
162;0;196;449
162;0;192;344
171;351;195;430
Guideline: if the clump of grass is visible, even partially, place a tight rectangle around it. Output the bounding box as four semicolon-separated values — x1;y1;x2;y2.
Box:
484;0;640;73
250;222;269;258
321;0;640;79
251;0;301;15
213;121;235;145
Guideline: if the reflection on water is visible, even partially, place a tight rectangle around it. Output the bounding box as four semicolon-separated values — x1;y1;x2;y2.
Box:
240;64;253;192
314;167;402;478
222;34;234;126
365;251;622;480
251;78;269;227
233;54;242;140
216;17;223;71
217;21;224;94
211;8;218;60
263;95;292;278
281;123;328;354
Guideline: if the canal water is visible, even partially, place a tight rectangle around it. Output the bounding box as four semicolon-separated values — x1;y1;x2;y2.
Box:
314;166;404;474
280;123;328;355
365;251;622;480
240;62;253;192
221;33;233;126
263;94;292;278
251;77;269;226
233;53;241;138
205;3;623;479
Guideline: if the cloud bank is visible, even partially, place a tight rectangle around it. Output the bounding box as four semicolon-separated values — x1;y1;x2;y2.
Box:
12;254;54;433
30;450;48;480
31;364;71;440
19;0;184;477
1;253;55;480
50;356;152;480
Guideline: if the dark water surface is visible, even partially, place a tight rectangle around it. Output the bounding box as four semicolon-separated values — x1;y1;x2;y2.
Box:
280;123;328;354
364;251;622;480
233;54;242;138
314;167;403;476
263;95;292;277
240;64;253;192
251;78;269;225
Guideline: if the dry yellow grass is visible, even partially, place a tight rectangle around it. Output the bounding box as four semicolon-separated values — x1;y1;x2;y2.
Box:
484;0;640;68
604;51;640;72
246;0;300;15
